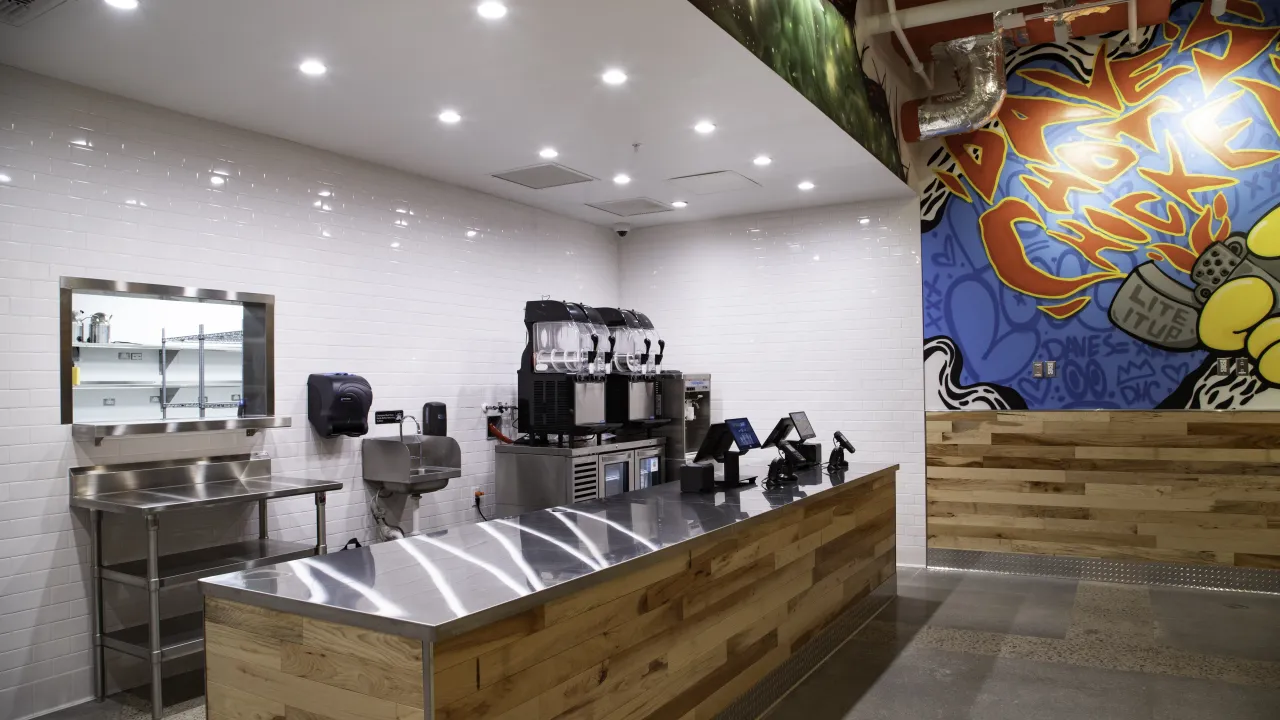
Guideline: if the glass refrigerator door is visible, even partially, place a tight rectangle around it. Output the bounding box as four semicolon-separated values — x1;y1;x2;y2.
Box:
599;453;631;497
636;453;660;489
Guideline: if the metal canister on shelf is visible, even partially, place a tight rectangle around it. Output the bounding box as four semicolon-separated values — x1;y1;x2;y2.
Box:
87;313;112;344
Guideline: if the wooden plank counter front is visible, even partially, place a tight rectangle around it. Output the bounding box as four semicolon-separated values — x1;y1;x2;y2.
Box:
202;464;897;720
927;410;1280;568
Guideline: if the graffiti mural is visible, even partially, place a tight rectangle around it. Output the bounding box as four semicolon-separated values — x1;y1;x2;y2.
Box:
688;0;905;179
921;0;1280;410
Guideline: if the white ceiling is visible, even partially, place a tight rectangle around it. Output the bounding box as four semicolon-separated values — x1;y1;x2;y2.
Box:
0;0;913;228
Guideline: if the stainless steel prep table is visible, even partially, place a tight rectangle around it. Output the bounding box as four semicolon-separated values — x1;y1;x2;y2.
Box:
200;461;896;640
70;453;341;719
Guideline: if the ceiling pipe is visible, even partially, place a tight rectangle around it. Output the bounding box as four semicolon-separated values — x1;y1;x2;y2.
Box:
901;32;1007;142
1126;0;1138;49
889;0;935;89
863;0;1033;34
864;0;1135;34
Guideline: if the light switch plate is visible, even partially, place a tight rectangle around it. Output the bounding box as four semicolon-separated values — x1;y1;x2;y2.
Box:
1045;360;1057;378
1237;357;1251;376
1218;358;1233;375
1033;361;1044;378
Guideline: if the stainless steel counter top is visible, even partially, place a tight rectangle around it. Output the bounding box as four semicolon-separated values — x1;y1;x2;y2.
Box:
200;461;897;642
494;437;663;457
70;475;343;514
69;453;342;515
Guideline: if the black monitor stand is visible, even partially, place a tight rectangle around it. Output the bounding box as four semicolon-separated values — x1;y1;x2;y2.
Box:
717;450;756;488
788;440;822;468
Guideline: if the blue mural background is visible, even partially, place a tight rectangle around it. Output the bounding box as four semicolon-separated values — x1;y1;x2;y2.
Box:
922;0;1280;409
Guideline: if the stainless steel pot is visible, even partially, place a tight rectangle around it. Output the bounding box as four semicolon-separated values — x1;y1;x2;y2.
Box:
87;313;111;344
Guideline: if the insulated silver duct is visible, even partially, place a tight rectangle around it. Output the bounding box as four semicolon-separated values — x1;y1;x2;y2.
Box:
902;33;1006;142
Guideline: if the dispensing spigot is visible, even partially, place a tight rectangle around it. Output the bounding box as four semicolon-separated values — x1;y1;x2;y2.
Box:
604;332;617;365
587;333;600;366
655;339;665;368
640;338;652;366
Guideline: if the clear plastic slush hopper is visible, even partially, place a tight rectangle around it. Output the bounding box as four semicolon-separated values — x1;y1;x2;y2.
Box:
530;305;613;375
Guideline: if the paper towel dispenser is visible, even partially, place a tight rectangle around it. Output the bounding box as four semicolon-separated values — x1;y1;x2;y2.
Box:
307;373;372;438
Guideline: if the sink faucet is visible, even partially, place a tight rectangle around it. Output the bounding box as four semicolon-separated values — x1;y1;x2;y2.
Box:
399;414;421;443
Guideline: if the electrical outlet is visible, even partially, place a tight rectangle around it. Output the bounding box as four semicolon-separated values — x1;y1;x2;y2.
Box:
1217;357;1233;375
131;352;143;360
1045;360;1057;378
150;395;160;403
102;398;115;406
1237;357;1251;376
231;394;241;401
1032;361;1044;378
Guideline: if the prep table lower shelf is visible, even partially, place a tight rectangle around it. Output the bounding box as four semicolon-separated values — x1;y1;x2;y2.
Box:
103;612;205;662
101;539;320;588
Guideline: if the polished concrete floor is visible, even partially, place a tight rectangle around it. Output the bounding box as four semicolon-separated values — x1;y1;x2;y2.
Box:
37;569;1280;720
765;568;1280;720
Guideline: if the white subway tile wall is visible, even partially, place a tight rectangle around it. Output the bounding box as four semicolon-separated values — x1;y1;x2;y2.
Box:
618;199;926;564
0;65;619;719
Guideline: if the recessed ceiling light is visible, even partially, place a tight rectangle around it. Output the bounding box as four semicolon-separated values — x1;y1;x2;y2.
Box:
671;201;688;209
313;200;322;208
859;217;870;225
298;59;327;76
753;155;772;166
438;109;462;124
539;147;559;159
602;68;628;85
694;120;716;134
318;189;332;197
104;0;139;9
798;181;815;191
209;175;225;186
466;230;478;238
477;1;507;19
0;174;10;183
395;208;407;214
613;173;631;185
391;241;401;248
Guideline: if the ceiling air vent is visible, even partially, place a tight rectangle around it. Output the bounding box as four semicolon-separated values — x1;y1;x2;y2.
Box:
586;198;672;217
0;0;68;26
667;171;761;195
492;163;596;190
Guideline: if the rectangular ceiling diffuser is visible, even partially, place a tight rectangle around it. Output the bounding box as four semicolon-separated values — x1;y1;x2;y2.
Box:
0;0;67;26
492;163;596;190
586;198;673;217
666;170;761;195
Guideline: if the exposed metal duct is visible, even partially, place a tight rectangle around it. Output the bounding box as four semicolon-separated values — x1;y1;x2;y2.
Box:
901;32;1006;142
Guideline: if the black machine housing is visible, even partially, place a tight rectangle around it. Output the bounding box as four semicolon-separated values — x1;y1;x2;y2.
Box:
307;373;372;438
518;300;616;441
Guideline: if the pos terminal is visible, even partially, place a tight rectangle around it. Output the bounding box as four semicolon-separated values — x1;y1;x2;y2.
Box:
788;411;823;467
680;418;760;492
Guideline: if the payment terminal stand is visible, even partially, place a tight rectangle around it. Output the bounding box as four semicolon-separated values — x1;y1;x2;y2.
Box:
680;419;760;492
788;411;823;468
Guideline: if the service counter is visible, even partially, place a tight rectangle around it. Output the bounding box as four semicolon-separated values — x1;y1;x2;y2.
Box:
200;462;899;720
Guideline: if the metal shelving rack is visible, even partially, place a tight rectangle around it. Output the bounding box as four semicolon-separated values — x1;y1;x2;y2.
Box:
160;325;244;418
70;454;341;720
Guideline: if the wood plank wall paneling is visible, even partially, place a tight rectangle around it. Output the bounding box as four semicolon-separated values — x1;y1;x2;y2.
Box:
432;468;897;720
926;411;1280;568
204;597;425;720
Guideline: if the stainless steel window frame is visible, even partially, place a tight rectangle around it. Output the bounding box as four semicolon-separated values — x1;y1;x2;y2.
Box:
59;277;276;426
